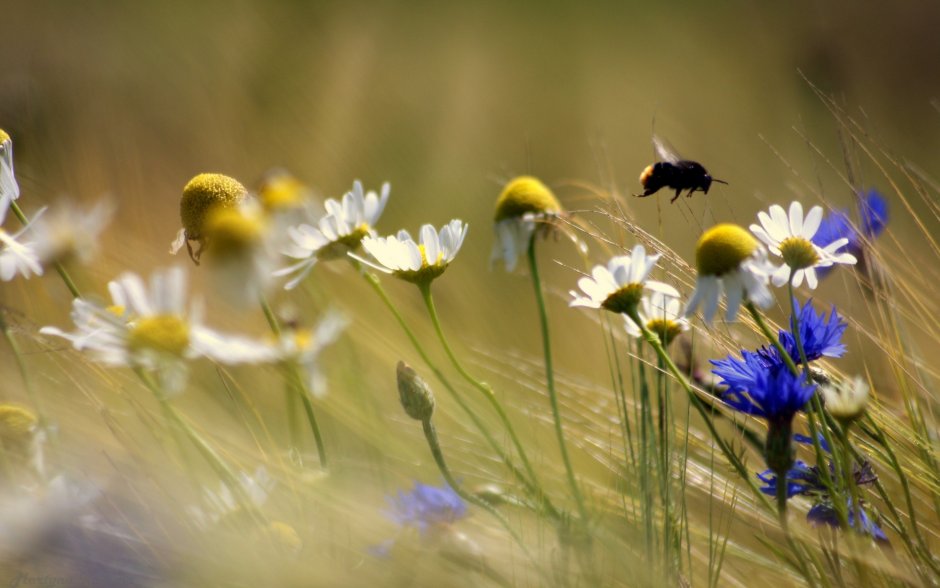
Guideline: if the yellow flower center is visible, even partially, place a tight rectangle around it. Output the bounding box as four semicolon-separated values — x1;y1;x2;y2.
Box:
107;304;126;317
779;237;820;270
494;176;563;222
395;243;448;284
128;315;190;356
0;405;37;449
0;128;10;146
647;319;683;347
204;207;266;260
179;173;247;240
316;224;371;261
601;283;644;314
696;224;759;276
259;174;306;212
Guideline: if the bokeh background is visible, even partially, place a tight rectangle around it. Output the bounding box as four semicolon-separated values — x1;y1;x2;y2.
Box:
2;1;939;585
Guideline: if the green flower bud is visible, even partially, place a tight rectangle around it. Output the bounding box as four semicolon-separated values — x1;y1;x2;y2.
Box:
396;361;435;421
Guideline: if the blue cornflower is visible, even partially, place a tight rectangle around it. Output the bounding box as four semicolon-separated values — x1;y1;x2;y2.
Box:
385;481;467;533
807;500;888;542
711;354;816;420
813;190;888;278
780;298;847;362
758;460;822;497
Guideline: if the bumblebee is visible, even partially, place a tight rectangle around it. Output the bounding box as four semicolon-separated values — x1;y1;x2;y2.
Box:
637;137;727;203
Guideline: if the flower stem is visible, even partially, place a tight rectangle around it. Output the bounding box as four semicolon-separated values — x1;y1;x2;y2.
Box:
10;201;81;299
786;282;812;381
420;417;543;576
259;294;327;467
626;310;773;512
355;264;559;519
417;281;545;510
526;236;589;524
744;301;798;376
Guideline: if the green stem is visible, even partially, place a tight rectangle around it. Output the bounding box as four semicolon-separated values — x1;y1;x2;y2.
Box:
420;418;544;577
786;282;811;381
134;368;266;525
527;236;589;524
356;265;559;520
10;201;81;299
258;294;326;467
626;310;773;512
418;282;544;507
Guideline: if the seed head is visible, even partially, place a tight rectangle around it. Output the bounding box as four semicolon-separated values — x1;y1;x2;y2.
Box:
494;176;562;222
180;173;247;241
696;223;759;276
779;237;821;271
396;361;435;421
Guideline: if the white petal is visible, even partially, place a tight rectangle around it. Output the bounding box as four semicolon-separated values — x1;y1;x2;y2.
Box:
802;206;823;239
788;201;804;236
769;205;790;237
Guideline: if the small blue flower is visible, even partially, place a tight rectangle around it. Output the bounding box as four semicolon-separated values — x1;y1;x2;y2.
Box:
813;190;888;278
807;500;888;542
779;298;847;362
711;354;816;420
385;481;467;533
757;460;821;497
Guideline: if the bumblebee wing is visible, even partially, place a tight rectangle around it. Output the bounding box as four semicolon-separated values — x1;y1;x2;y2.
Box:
652;135;681;164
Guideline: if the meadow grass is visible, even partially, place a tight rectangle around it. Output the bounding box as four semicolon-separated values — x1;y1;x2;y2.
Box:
0;90;938;588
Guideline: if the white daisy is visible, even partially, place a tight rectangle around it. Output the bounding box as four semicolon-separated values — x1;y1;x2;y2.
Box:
0;130;20;206
750;201;857;289
491;176;563;272
201;201;278;307
0;199;43;282
623;286;689;347
569;245;673;314
684;223;775;324
189;467;274;529
276;180;390;289
40;267;278;395
355;219;468;285
31;199;113;267
278;311;347;397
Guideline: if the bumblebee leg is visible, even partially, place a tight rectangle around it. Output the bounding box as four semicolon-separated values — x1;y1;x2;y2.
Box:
670;189;681;203
686;187;697;198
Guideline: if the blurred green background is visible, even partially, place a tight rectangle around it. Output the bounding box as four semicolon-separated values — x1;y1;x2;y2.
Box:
4;0;939;396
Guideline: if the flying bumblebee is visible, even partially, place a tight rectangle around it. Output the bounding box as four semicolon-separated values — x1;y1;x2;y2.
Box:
636;137;727;203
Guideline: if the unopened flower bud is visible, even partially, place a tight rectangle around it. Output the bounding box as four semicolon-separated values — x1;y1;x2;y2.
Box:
396;361;434;421
820;376;870;423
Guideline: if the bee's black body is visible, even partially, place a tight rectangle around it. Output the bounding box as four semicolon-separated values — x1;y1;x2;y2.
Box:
636;138;727;203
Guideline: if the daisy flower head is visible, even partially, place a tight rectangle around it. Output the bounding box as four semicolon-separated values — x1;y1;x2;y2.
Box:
684;223;775;324
170;173;248;264
751;201;857;289
491;176;563;272
31;199;114;268
277;310;347;397
0;129;20;206
356;220;468;286
276;180;390;290
623;285;689;347
201;201;278;306
257;169;314;217
0;404;45;476
570;245;672;316
0;201;42;282
40;267;277;395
